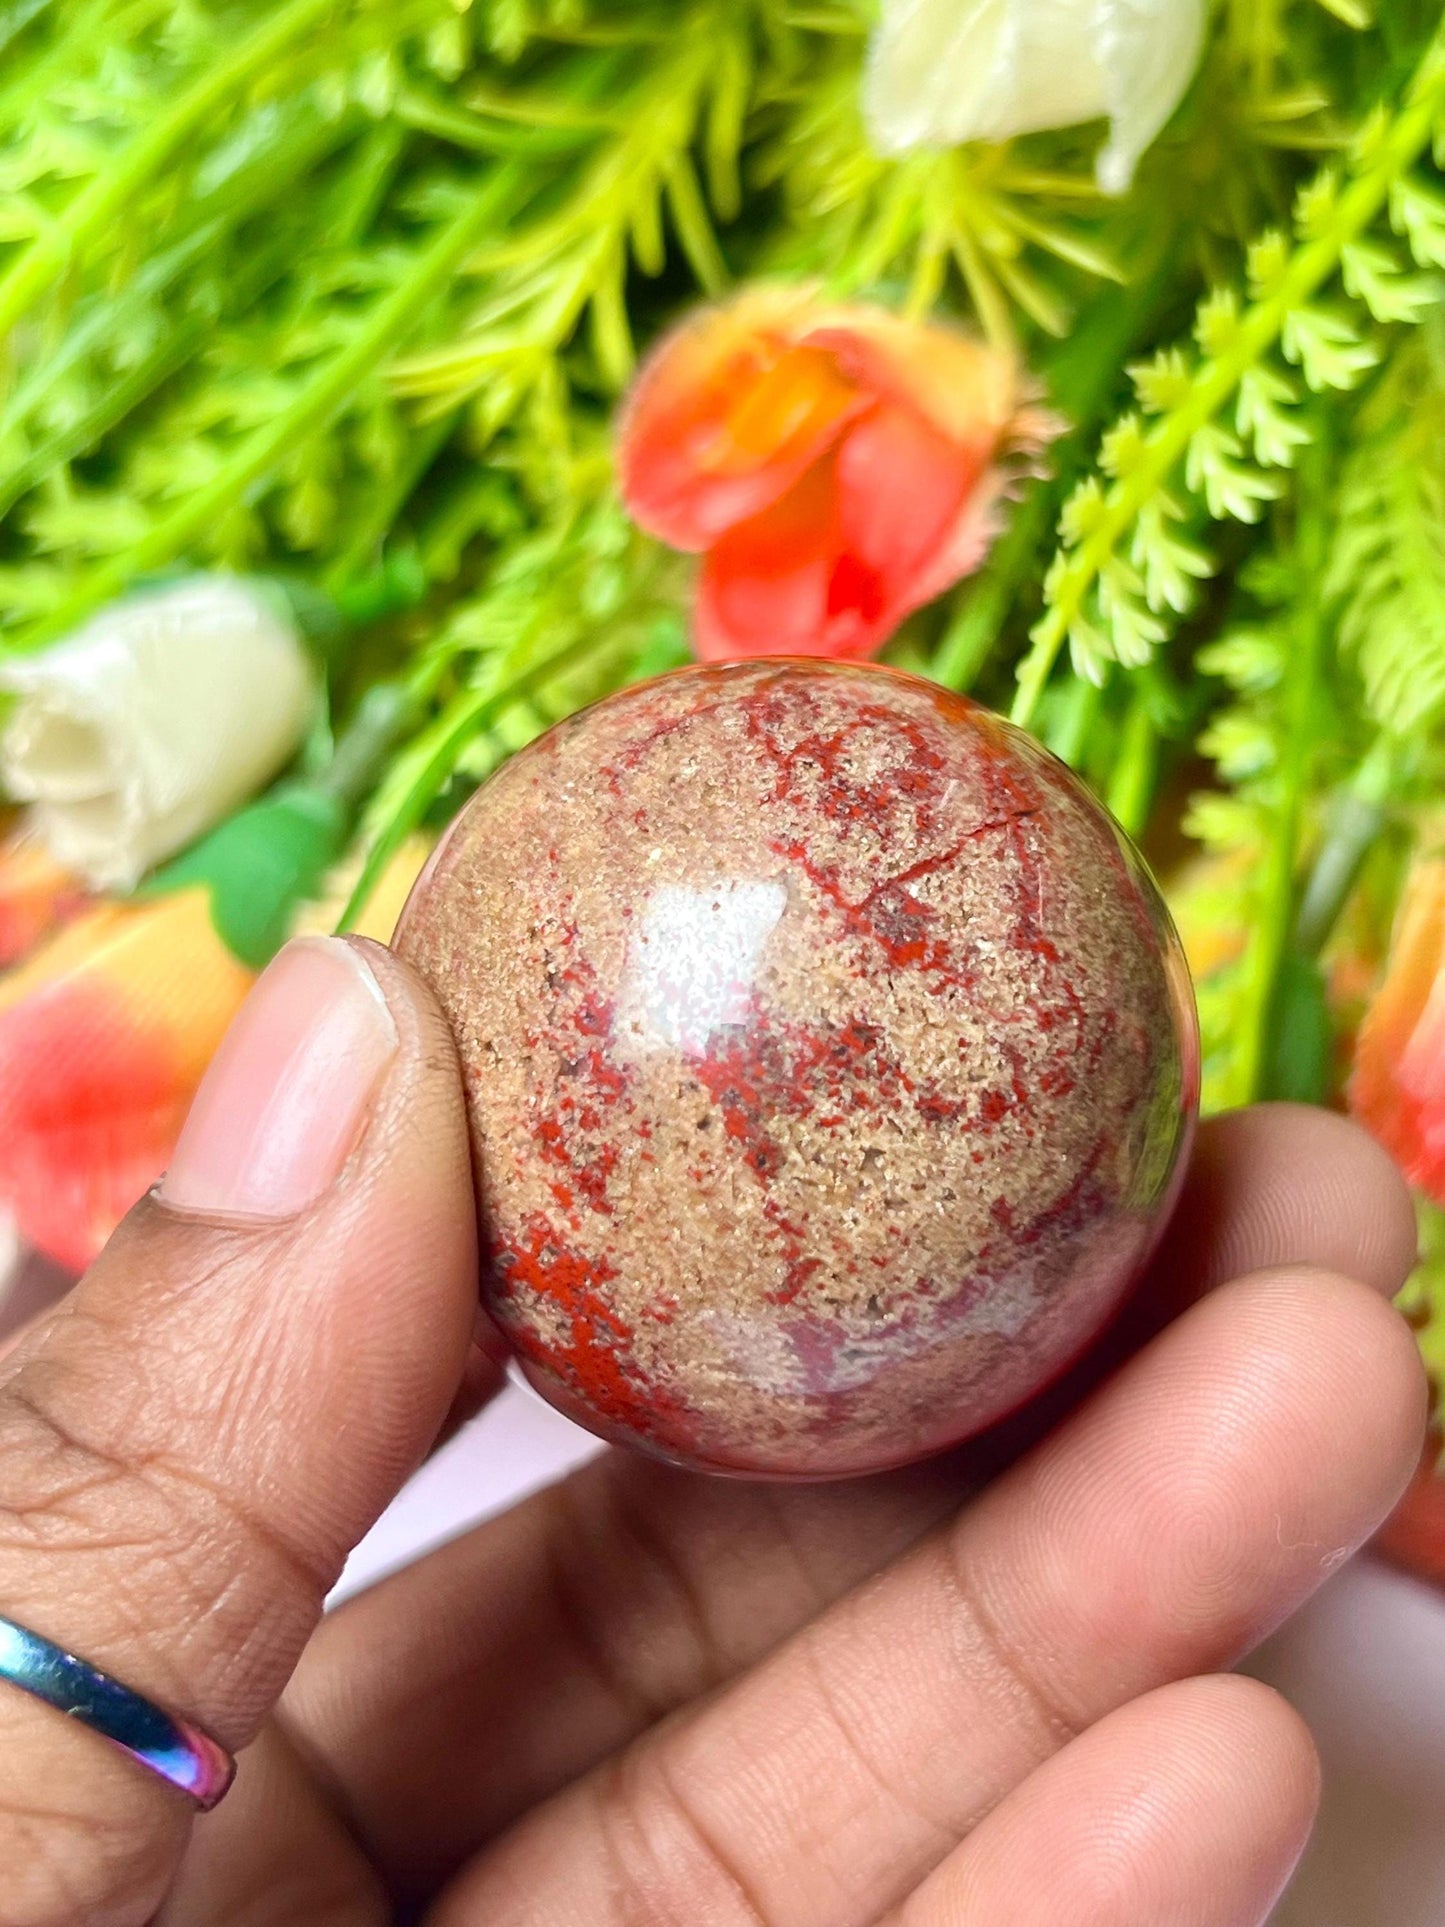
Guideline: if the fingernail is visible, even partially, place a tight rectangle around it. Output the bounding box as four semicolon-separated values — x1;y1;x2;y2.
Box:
160;937;397;1223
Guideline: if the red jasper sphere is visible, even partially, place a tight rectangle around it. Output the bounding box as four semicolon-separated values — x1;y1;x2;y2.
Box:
396;661;1198;1479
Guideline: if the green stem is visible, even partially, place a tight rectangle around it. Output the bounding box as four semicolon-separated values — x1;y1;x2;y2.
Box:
394;86;602;156
335;626;618;931
1104;687;1158;838
1293;732;1400;955
0;0;60;61
464;79;628;130
317;682;419;815
1011;21;1445;732
324;121;406;244
0;0;158;130
0;216;220;441
0;114;355;516
0;322;209;523
0;0;338;342
1045;670;1106;769
785;7;869;30
6;160;536;653
933;489;1052;691
324;411;459;596
1232;460;1330;1105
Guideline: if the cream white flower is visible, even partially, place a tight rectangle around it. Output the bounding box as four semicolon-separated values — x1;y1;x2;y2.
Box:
0;577;316;891
865;0;1207;194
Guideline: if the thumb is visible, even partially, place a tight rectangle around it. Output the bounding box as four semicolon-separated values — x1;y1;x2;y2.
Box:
0;935;480;1927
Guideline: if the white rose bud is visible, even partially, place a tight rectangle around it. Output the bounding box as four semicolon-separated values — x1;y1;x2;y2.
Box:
0;576;317;891
865;0;1207;194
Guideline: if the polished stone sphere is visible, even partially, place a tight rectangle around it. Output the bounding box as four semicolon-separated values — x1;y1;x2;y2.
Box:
396;661;1198;1479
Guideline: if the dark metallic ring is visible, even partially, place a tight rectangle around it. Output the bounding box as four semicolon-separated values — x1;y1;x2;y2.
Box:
0;1614;234;1809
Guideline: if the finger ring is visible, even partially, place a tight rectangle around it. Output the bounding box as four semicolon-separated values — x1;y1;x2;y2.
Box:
0;1613;234;1808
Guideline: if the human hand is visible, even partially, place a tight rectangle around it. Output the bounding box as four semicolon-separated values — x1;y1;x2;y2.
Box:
0;937;1425;1926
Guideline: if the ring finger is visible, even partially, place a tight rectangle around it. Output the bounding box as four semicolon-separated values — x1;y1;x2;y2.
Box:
427;1266;1423;1927
884;1675;1320;1927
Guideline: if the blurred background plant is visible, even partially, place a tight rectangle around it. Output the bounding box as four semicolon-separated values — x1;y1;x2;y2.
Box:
0;0;1444;1566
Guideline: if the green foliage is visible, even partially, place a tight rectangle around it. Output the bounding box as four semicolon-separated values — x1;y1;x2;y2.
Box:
1014;13;1445;724
1185;557;1300;1110
1328;329;1445;733
146;784;351;968
391;22;747;418
761;74;1117;340
2;0;1445;1175
0;0;1390;682
0;0;880;654
338;486;684;927
0;0;493;644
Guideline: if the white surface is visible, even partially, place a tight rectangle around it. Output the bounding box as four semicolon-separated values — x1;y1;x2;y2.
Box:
339;1384;1445;1923
1257;1559;1445;1926
335;1378;601;1601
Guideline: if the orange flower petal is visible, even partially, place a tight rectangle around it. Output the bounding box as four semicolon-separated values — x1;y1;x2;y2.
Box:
619;290;1059;662
804;312;1024;453
824;322;1057;617
0;888;253;1267
619;292;867;550
696;398;1001;664
694;457;849;661
1375;1427;1445;1589
907;471;1011;610
0;828;87;968
834;400;985;612
0;977;193;1270
1350;855;1445;1201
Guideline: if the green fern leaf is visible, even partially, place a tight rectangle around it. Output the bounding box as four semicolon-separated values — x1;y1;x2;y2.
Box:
1063;605;1111;686
1015;11;1445;726
1236;364;1311;466
1129;347;1192;415
1198;707;1278;781
1182;790;1262;851
1098;557;1168;667
1340;237;1439;323
1402;1203;1445;1421
1281;302;1380;389
1329;351;1445;734
1132;496;1213;615
1058;476;1108;546
1185;423;1284;522
1198;627;1285;692
1391;173;1445;269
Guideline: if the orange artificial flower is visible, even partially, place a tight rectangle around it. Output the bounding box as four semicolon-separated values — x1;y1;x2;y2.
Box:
0;889;253;1270
0;826;88;967
0;827;436;1273
1350;853;1445;1201
618;288;1053;662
